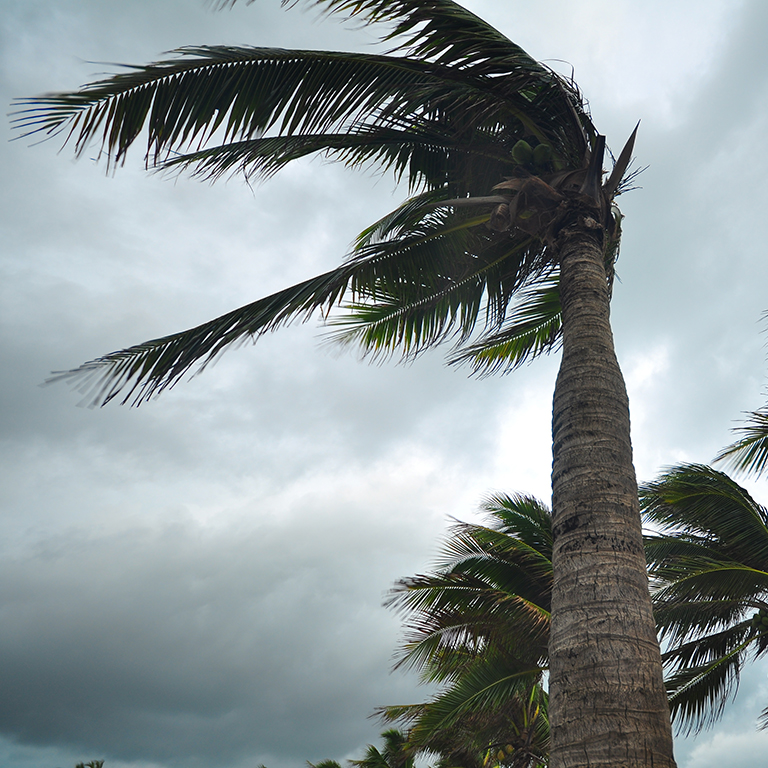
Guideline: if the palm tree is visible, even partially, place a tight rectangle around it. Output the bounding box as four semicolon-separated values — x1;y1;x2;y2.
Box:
384;680;548;768
389;470;768;742
350;728;415;768
305;730;410;768
382;494;551;768
12;2;675;765
640;463;768;733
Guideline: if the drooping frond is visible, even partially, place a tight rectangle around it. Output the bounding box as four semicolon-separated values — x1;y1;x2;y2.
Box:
11;48;506;171
42;263;358;406
12;38;587;180
641;464;768;567
715;406;768;478
448;277;561;375
160;122;514;189
662;630;749;735
42;189;561;405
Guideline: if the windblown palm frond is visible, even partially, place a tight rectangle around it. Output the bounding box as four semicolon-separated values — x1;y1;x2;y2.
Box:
326;203;555;363
640;463;768;733
447;278;562;375
715;406;768;478
13;0;622;406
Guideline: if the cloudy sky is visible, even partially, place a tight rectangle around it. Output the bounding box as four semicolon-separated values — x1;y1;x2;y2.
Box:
2;1;768;767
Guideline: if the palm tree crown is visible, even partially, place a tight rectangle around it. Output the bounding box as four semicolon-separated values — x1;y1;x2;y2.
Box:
12;0;630;406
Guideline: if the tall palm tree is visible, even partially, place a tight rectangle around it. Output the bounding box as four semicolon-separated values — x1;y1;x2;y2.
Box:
382;493;551;768
12;2;674;765
641;463;768;733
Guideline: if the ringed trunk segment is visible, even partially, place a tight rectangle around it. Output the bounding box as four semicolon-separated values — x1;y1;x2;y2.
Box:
548;212;676;768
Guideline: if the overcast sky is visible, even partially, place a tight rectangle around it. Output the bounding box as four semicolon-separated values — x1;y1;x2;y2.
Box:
2;1;768;767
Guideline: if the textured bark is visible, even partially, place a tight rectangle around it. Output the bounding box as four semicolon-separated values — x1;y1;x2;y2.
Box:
548;210;676;768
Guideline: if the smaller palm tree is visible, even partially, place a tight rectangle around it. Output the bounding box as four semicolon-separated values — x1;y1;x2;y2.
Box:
387;493;551;680
381;493;551;768
640;463;768;732
350;728;415;768
382;676;548;768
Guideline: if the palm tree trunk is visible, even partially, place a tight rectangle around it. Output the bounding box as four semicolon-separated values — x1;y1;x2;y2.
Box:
548;209;676;768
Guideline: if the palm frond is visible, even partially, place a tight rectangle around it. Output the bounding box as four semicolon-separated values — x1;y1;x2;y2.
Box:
479;494;553;554
715;407;768;478
663;628;756;734
651;563;768;612
10;48;489;167
350;730;414;768
223;0;589;138
641;462;768;733
13;41;585;180
385;496;551;685
406;657;545;751
661;620;755;669
159;124;514;189
43;193;556;406
325;198;554;362
640;464;768;566
43;263;357;406
448;277;562;375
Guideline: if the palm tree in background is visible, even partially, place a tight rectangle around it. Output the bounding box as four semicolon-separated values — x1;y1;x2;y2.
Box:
641;463;768;733
382;494;551;768
350;728;415;768
12;1;675;765
714;313;768;478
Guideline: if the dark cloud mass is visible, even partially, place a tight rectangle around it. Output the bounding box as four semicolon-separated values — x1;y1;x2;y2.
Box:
0;515;429;765
3;2;768;768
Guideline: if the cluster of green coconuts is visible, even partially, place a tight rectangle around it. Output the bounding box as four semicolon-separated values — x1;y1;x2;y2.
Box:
511;139;555;173
751;607;768;631
484;744;518;766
